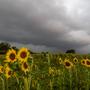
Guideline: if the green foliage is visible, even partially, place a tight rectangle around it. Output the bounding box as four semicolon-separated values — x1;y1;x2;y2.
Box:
0;53;90;90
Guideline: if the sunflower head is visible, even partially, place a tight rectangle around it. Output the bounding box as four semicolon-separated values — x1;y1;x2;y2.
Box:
48;67;54;76
4;66;12;79
6;49;17;63
17;47;30;62
81;59;86;66
85;59;90;67
21;61;29;73
58;58;63;64
64;59;73;69
73;57;78;64
0;65;3;74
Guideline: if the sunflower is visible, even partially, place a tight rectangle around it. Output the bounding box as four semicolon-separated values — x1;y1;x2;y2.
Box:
73;57;78;64
85;59;90;67
0;65;3;73
21;61;29;73
4;66;12;79
48;67;55;76
58;58;63;64
81;59;86;66
64;59;73;69
6;49;17;63
13;72;18;78
17;47;30;62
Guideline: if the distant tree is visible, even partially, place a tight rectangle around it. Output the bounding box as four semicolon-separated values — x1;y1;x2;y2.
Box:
12;46;18;52
0;42;11;54
66;49;76;54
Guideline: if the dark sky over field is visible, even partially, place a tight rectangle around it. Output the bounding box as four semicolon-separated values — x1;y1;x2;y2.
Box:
0;0;90;53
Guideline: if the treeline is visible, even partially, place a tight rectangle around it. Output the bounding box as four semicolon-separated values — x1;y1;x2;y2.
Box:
0;42;87;55
0;42;36;54
0;42;17;54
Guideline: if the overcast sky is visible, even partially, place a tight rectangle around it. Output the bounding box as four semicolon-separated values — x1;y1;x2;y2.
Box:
0;0;90;53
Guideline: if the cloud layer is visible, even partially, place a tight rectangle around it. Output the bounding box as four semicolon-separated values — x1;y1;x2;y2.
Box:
0;0;90;53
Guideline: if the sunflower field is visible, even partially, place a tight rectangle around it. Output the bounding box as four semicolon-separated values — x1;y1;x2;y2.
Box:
0;48;90;90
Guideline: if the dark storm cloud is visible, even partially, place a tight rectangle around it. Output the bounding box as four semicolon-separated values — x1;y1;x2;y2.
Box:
0;0;90;53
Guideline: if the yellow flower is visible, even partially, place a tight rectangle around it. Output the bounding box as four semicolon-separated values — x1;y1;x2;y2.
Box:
4;66;12;79
48;67;54;76
13;72;18;78
58;58;63;64
6;49;17;63
17;47;30;62
73;57;78;64
81;59;86;66
85;59;90;67
64;59;73;69
0;65;3;73
21;61;29;73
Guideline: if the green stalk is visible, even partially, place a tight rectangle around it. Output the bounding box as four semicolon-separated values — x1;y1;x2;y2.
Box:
75;66;78;90
23;77;29;90
58;69;62;90
47;53;53;90
50;79;52;90
69;69;72;90
63;67;65;90
19;84;23;90
28;76;31;90
37;83;40;90
0;77;5;90
50;79;53;90
86;68;89;90
5;79;8;90
28;58;33;90
15;77;23;90
47;53;50;66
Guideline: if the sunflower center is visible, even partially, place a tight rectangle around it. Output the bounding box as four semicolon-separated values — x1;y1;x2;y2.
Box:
74;60;77;62
9;53;15;60
8;71;11;75
86;61;90;65
1;68;3;71
23;62;28;69
0;68;3;73
20;51;27;58
65;62;70;66
82;61;85;64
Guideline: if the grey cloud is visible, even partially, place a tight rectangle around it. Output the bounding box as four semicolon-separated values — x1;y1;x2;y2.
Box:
0;0;90;53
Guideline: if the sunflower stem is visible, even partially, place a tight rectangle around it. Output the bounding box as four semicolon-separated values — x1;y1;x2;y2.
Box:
0;77;5;90
86;69;89;90
28;58;33;90
50;79;53;90
75;65;78;90
15;77;22;90
23;77;29;90
69;69;72;90
58;69;62;90
37;82;40;90
74;62;79;90
5;78;8;90
19;85;23;90
28;76;31;90
47;53;50;66
63;67;65;90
